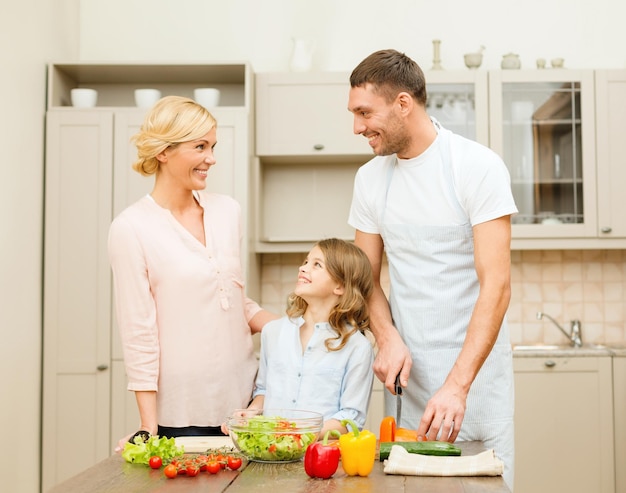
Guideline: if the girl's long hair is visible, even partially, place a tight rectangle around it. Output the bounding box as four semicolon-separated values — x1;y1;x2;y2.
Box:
286;238;374;351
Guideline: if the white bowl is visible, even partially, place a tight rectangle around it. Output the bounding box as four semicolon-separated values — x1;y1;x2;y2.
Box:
194;87;220;108
134;88;161;109
464;53;483;69
551;58;564;68
70;88;98;108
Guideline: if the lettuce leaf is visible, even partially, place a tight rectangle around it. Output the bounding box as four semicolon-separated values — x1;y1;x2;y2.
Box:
122;435;184;465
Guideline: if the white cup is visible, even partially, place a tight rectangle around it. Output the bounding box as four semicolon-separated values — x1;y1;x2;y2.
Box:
194;88;220;108
134;88;161;109
70;88;98;108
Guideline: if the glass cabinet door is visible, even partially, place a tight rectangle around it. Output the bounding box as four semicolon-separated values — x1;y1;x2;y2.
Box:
489;70;597;238
426;70;489;146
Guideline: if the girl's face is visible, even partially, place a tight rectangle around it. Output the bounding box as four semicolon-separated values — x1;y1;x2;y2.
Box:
295;246;344;302
157;127;217;190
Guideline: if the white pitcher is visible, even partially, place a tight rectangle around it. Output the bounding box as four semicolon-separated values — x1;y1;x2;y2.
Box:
290;38;315;72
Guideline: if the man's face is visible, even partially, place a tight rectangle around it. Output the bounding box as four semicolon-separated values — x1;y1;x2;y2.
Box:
348;83;410;157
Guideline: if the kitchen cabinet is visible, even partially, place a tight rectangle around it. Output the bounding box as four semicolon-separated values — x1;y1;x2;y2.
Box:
255;72;370;157
42;62;255;491
489;70;598;241
614;353;626;493
513;355;614;493
254;71;489;253
595;70;626;240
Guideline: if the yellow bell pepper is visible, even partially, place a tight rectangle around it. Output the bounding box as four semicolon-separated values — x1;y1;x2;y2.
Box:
339;419;376;477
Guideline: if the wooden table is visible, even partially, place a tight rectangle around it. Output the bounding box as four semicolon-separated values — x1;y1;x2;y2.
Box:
48;441;510;493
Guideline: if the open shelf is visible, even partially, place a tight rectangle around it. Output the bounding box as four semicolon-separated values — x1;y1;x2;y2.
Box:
47;62;251;109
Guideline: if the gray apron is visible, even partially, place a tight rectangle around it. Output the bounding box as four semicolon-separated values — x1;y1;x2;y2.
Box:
380;122;515;488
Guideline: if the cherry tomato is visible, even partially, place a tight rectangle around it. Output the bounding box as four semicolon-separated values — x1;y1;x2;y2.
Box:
186;465;200;477
148;456;162;469
163;464;178;479
206;461;221;474
227;456;243;470
197;454;209;471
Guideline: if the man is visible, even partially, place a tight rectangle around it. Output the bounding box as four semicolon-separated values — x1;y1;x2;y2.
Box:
347;49;518;489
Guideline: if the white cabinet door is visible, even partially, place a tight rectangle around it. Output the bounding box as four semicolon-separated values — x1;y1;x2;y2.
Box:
42;111;114;490
595;70;626;239
614;355;626;493
256;72;371;156
489;70;597;239
513;356;614;493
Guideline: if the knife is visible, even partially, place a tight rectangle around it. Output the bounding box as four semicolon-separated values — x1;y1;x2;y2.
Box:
394;374;403;427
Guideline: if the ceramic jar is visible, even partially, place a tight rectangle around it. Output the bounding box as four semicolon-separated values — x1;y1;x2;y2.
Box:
501;53;521;70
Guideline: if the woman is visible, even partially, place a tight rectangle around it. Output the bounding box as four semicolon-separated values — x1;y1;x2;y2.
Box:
109;95;276;450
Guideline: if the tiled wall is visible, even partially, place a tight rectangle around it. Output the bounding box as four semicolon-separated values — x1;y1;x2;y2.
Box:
259;250;626;347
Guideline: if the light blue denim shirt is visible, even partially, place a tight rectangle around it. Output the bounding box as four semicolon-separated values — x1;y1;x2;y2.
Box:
253;316;375;429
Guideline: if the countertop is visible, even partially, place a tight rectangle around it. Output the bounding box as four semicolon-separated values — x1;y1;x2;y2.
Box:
48;441;510;493
512;343;626;358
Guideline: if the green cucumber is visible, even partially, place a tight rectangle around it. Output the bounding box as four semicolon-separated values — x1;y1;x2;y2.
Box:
379;441;462;461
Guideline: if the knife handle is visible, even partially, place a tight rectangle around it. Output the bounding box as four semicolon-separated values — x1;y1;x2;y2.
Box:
394;374;403;395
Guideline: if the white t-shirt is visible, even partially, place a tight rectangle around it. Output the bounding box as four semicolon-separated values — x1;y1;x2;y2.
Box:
349;127;518;232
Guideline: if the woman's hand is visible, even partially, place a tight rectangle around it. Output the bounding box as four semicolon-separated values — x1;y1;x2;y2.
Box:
114;432;134;453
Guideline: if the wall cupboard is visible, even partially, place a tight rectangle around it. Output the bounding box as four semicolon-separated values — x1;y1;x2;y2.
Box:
254;70;489;253
254;69;626;253
594;70;626;240
42;62;255;490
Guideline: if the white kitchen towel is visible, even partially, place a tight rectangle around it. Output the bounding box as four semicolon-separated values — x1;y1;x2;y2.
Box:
383;445;504;476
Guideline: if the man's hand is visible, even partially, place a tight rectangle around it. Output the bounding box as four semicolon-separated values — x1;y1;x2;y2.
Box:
373;329;412;394
416;381;467;442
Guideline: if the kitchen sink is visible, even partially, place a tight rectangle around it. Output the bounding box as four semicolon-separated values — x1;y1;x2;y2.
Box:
512;343;611;351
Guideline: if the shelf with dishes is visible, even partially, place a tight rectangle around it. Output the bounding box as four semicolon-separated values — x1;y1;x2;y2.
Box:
46;62;252;109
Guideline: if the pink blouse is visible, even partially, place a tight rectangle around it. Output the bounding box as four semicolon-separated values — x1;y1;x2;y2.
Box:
108;191;261;427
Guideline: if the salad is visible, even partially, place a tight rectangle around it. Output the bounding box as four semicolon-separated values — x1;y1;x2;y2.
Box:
230;416;318;462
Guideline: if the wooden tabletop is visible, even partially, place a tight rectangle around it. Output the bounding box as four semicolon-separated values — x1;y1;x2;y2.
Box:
48;441;510;493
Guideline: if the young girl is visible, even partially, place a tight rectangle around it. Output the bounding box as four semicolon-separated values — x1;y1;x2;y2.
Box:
248;238;375;436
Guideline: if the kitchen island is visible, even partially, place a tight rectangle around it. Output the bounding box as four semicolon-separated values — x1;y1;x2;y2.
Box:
49;441;510;492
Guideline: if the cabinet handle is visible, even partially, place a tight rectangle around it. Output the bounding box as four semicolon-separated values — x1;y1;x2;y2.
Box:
97;364;109;371
544;360;556;368
601;227;612;233
313;144;325;151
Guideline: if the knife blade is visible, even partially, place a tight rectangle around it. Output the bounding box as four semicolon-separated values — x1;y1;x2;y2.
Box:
394;374;403;426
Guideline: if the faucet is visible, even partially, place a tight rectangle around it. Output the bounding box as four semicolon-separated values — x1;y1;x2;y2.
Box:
536;312;583;347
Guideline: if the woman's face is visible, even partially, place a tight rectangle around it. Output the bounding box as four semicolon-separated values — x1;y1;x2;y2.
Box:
158;127;217;190
295;246;344;302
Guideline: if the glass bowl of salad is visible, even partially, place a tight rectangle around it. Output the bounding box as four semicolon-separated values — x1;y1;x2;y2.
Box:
227;409;323;462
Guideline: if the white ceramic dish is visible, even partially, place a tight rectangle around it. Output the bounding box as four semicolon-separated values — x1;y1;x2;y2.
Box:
71;88;98;108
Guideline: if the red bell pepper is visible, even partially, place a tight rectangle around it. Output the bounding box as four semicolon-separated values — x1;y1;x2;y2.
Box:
304;430;341;479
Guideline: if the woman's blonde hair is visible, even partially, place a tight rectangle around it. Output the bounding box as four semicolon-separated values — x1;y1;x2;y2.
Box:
286;238;374;351
131;95;217;176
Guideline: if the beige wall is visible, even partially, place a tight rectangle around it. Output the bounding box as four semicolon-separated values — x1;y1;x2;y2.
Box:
260;251;626;347
0;2;78;492
78;0;626;71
